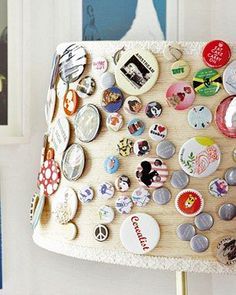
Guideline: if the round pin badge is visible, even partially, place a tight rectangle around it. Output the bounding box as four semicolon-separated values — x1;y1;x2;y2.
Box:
131;187;151;207
117;138;133;157
98;205;115;224
100;72;116;89
115;49;159;96
31;194;46;230
115;196;133;214
94;224;109;242
175;189;204;217
152;187;171;205
133;139;151;156
104;156;120;174
49;52;60;89
193;68;222;96
115;175;131;192
37;159;61;196
149;123;167;142
45;88;56;124
92;56;108;75
218;203;236;221
97;182;115;200
101;87;124;113
190;234;209;253
61;143;85;181
223;60;236;94
123;96;143;114
56;78;68;100
74;104;101;142
166;82;195;110
179;137;221;178
163;43;183;62
30;193;39;223
127;118;145;136
76;76;96;98
52;117;70;154
194;212;214;231
215;95;236;138
52;187;78;224
106;113;123;132
202;40;231;68
171;60;190;80
176;223;196;241
216;236;236;265
145;101;162;118
59;43;87;83
63;89;79;116
209;178;229;197
156;140;176;159
225;167;236;186
62;222;78;241
188;106;212;129
136;158;168;189
170;170;189;189
78;186;94;203
120;213;160;254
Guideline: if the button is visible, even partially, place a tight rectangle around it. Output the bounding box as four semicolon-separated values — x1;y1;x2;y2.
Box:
30;193;39;223
149;123;167;142
223;60;236;94
193;68;222;96
104;156;120;174
171;60;190;80
127;118;145;136
31;194;45;229
194;212;214;231
188;105;212;129
63;89;79;116
40;134;49;166
94;224;109;242
52;117;70;154
113;46;126;65
119;213;160;254
115;49;159;95
45;88;56;124
62;222;78;240
209;178;229;197
74;104;101;142
136;158;168;188
215;95;236;138
190;234;209;253
225;167;236;186
166;82;195;110
61;143;85;181
49;52;60;89
97;182;115;200
77;76;96;98
133;139;151;156
100;72;115;89
170;170;189;189
59;44;87;83
52;187;78;224
145;101;162;118
123;96;143;114
216;236;236;265
115;196;133;214
163;43;183;62
46;147;55;160
176;223;196;241
38;159;61;196
117;138;133;157
98;205;115;224
78;186;94;203
175;189;204;217
56;78;68;100
131;187;151;207
115;175;131;192
202;40;231;68
179;137;221;178
233;148;236;162
106;112;123;132
218;203;236;221
156;140;176;159
152;187;171;205
92;56;108;75
102;87;124;113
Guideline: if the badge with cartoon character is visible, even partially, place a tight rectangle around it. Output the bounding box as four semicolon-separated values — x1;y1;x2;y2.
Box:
145;101;162;118
115;175;131;192
133;139;151;156
135;158;168;188
117;138;133;157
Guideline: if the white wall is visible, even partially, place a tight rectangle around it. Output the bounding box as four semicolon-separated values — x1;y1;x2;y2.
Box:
1;1;236;294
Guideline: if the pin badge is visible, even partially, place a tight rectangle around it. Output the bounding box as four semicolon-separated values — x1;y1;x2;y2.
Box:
131;187;151;207
145;101;162;118
92;56;108;75
123;96;143;114
63;89;79;116
188;106;212;129
133;139;151;157
106;113;123;132
78;186;94;203
127;118;145;136
104;156;120;174
117;138;133;157
52;117;70;154
149;123;167;142
77;76;96;98
115;196;133;214
97;182;115;200
115;175;131;192
209;178;229;197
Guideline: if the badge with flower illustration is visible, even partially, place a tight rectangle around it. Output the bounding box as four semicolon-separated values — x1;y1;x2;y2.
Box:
179;137;221;178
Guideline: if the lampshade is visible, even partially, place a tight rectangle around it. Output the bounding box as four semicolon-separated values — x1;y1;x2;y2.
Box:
32;41;236;274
